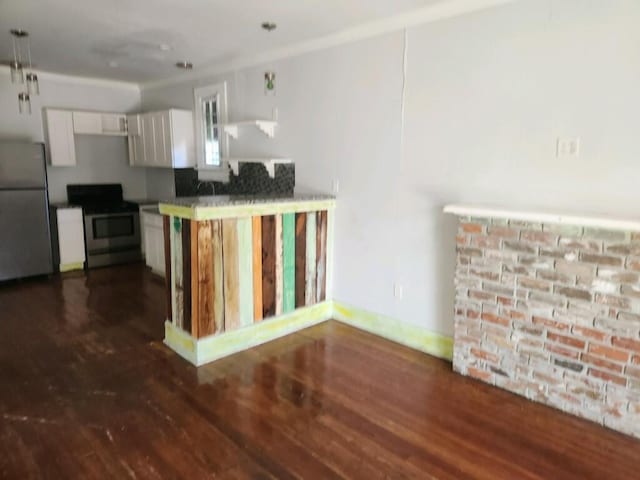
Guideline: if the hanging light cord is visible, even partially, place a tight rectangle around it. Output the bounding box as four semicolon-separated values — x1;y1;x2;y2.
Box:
27;36;33;70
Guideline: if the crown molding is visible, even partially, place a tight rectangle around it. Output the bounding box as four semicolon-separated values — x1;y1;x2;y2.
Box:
142;0;516;90
0;65;140;92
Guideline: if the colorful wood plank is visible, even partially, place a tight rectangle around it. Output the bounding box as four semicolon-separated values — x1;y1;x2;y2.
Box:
196;221;215;338
275;214;284;316
316;210;328;302
261;215;276;318
182;219;192;334
222;218;240;331
305;212;317;306
252;216;263;322
190;220;199;338
211;219;225;334
173;217;184;330
163;215;172;322
282;213;296;313
237;217;254;328
294;213;307;308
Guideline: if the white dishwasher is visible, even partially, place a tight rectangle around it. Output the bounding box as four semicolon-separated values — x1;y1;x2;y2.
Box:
140;205;165;277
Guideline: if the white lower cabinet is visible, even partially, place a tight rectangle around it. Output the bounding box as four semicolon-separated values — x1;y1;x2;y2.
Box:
55;207;86;272
141;209;165;277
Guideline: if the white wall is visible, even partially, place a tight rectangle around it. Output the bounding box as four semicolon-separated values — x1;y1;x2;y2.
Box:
142;0;640;336
0;70;146;202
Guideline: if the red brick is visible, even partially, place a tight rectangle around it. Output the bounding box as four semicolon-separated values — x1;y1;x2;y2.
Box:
487;227;518;238
467;367;493;382
470;347;500;364
518;277;551;292
633;355;640;365
588;368;627;386
533;371;563;386
571;326;607;342
497;296;515;307
546;332;586;350
456;235;468;246
612;337;640;354
581;353;624;373
469;290;495;302
588;343;631;363
461;223;484;234
481;312;510;327
467;309;480;320
545;343;581;360
532;316;570;332
521;231;556;245
471;236;501;249
505;309;526;321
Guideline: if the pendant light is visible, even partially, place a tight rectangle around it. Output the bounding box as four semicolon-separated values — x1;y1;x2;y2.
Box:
10;30;24;84
9;29;38;114
18;92;31;114
25;33;39;95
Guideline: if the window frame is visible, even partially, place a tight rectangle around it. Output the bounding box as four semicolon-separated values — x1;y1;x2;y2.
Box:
193;82;229;170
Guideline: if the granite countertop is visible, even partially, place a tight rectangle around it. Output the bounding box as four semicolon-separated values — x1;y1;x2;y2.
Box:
160;192;336;209
159;192;336;220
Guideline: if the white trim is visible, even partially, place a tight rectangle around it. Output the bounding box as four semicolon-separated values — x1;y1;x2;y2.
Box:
0;65;139;92
443;204;640;232
193;82;229;169
142;0;516;90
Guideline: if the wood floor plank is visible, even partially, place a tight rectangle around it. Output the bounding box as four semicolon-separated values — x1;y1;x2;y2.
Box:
0;264;639;479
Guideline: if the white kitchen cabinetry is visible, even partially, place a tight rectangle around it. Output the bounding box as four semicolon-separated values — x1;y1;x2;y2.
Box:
55;207;85;272
43;109;76;166
72;111;128;136
127;109;194;168
141;208;165;277
101;114;128;135
72;111;103;134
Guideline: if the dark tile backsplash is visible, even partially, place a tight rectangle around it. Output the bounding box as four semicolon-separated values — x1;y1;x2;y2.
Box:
175;162;295;197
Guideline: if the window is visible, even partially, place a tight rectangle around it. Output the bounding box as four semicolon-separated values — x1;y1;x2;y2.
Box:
194;82;228;169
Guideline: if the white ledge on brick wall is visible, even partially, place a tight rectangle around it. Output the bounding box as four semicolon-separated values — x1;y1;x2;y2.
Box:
443;204;640;233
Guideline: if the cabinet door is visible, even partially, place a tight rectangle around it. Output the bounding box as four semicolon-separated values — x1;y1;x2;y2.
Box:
127;115;141;166
142;114;156;166
57;208;86;267
154;111;172;167
102;114;128;134
72;111;103;134
45;110;76;166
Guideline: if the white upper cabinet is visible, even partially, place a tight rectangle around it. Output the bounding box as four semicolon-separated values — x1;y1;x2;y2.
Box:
43;109;76;166
127;109;195;168
101;114;128;135
72;111;103;134
72;111;128;136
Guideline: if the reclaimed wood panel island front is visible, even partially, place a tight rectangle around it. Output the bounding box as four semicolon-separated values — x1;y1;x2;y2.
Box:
158;194;336;365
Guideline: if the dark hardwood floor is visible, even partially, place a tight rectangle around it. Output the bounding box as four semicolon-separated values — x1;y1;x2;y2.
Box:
1;264;639;479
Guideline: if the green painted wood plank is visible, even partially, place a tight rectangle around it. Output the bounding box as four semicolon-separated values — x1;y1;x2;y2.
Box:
282;213;296;313
275;214;284;315
305;212;317;305
237;217;254;328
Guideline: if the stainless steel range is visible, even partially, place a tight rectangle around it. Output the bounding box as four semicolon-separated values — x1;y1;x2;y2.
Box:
67;184;141;268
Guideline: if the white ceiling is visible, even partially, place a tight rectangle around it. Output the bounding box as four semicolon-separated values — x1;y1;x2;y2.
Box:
1;0;448;84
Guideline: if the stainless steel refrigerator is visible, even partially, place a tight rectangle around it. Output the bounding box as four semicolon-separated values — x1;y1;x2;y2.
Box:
0;142;53;281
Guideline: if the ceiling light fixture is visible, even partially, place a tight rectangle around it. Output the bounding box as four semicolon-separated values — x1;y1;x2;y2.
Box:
9;29;38;114
261;22;277;32
175;61;193;70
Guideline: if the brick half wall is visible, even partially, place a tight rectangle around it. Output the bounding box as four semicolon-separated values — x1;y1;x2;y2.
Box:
453;217;640;439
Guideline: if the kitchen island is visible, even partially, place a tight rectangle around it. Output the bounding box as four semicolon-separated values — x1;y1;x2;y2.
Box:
158;193;336;365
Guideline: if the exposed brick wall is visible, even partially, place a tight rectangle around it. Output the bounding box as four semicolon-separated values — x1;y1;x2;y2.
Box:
453;217;640;439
